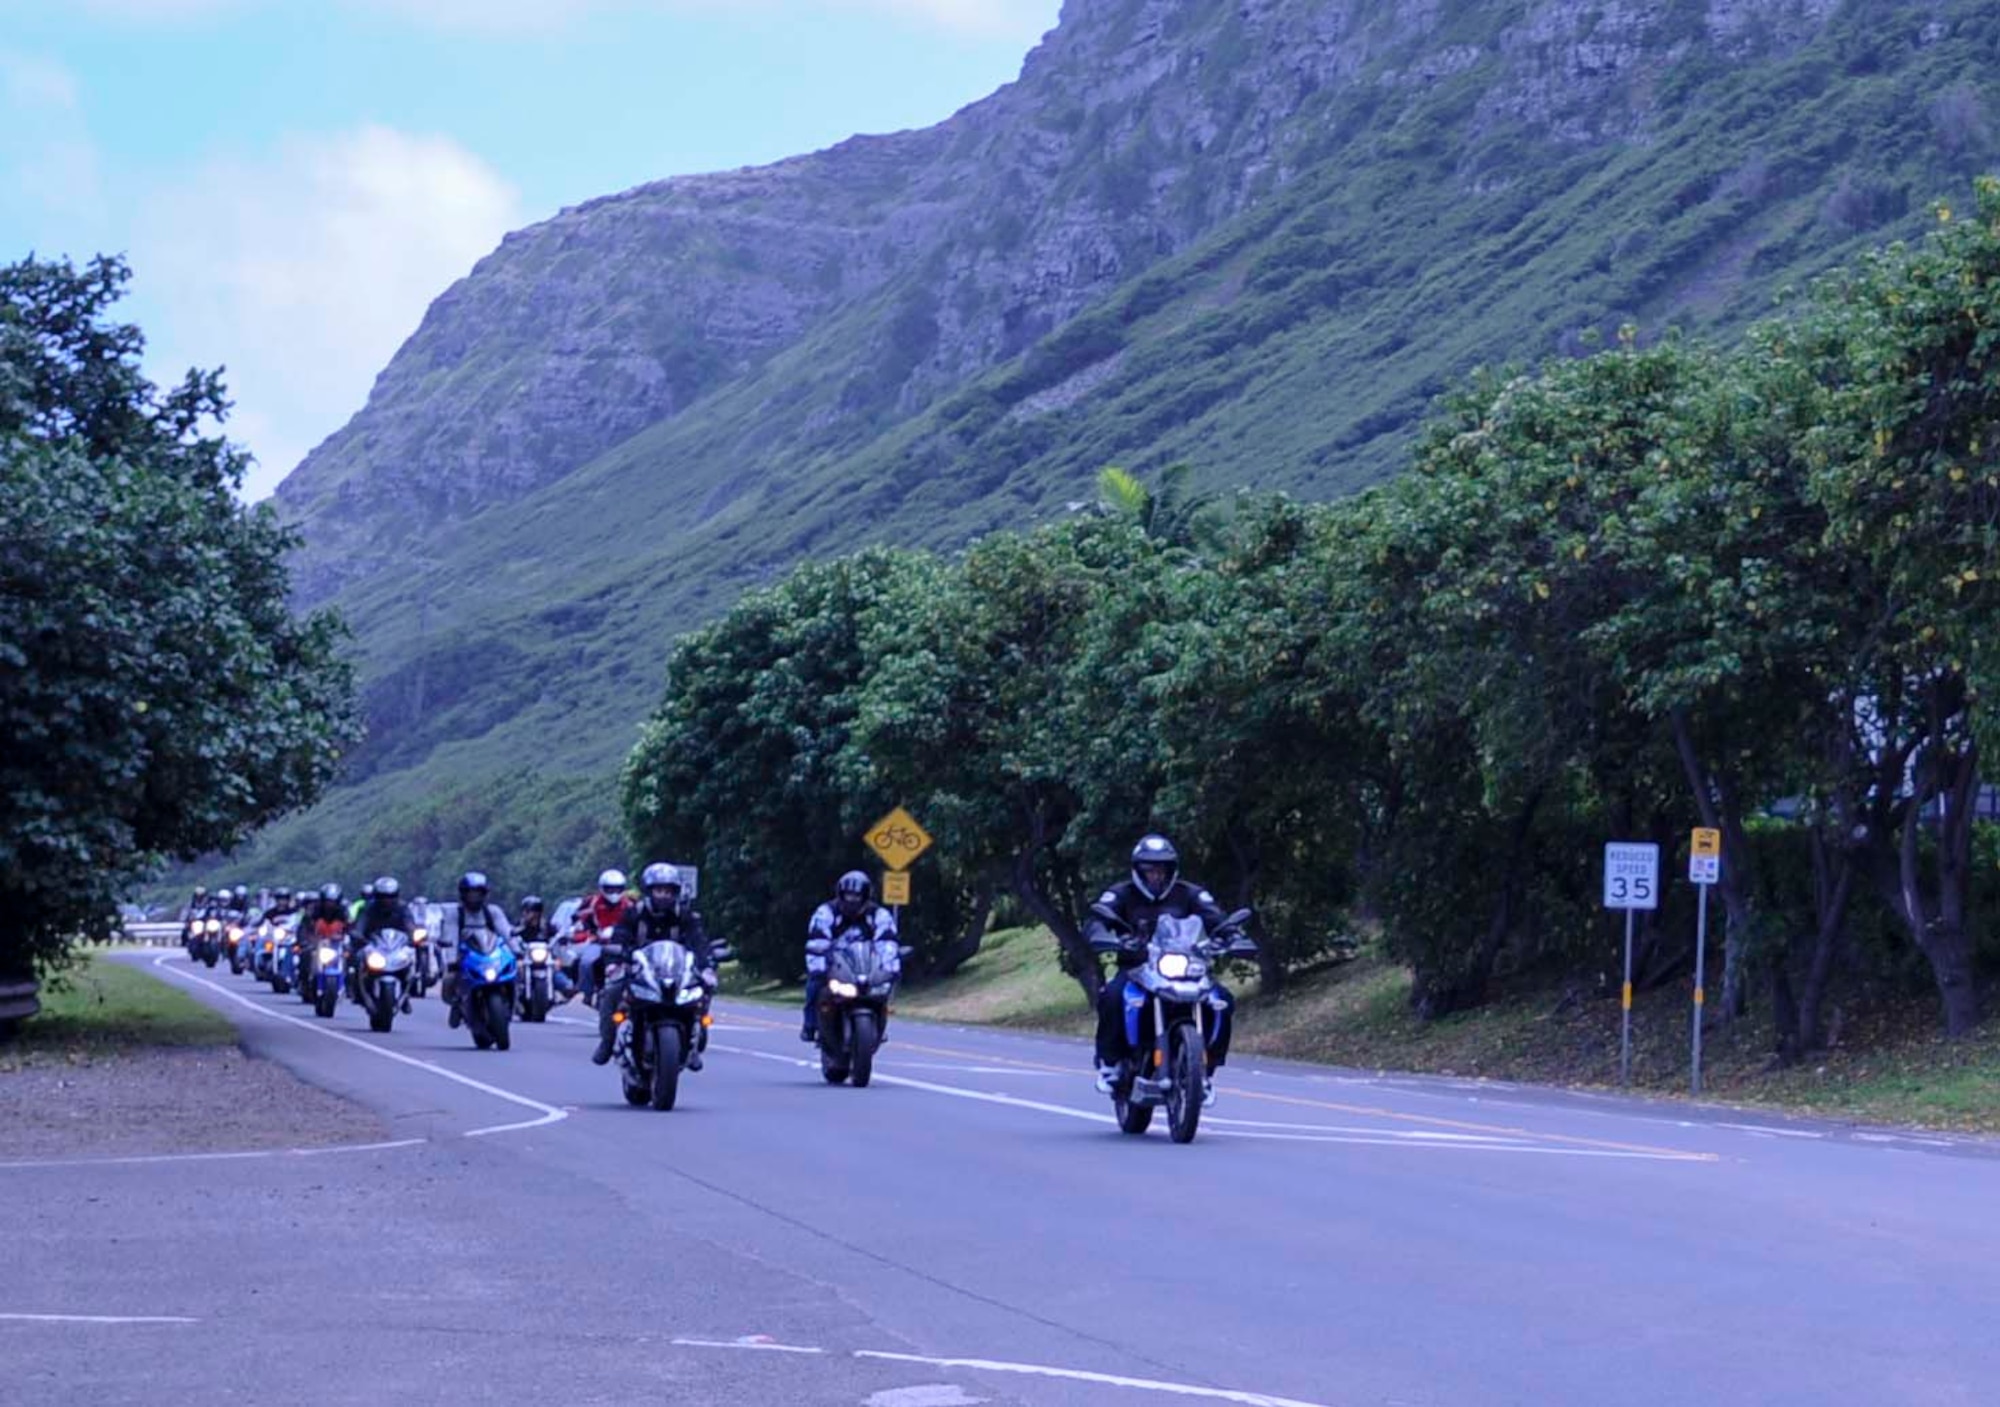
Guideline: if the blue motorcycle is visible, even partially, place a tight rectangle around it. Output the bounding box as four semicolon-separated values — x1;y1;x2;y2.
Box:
457;929;518;1052
269;916;302;997
306;923;347;1019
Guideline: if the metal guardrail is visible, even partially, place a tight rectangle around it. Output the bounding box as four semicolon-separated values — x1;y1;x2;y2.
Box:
119;923;186;944
0;977;40;1027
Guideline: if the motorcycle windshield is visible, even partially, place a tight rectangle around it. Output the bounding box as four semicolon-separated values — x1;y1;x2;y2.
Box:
464;928;504;955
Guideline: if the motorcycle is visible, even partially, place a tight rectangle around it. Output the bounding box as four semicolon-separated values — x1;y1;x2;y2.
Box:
224;918;251;975
810;929;911;1088
456;929;518;1052
613;939;731;1111
1089;903;1256;1145
516;935;559;1023
305;923;347;1019
268;916;301;996
188;916;223;969
353;928;416;1033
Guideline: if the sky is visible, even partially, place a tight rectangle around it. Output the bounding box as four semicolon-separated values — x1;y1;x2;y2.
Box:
0;0;1063;499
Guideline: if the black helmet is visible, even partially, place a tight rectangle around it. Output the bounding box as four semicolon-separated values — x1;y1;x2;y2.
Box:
520;894;544;913
320;882;343;903
374;876;400;899
1130;834;1179;900
458;871;488;899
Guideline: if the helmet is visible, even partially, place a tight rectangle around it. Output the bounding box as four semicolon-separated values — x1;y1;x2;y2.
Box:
233;885;249;901
835;870;872;914
360;882;377;900
520;894;544;913
192;886;208;899
320;882;343;903
597;868;628;901
374;876;400;899
458;871;489;899
1130;834;1179;900
272;886;293;905
640;862;681;915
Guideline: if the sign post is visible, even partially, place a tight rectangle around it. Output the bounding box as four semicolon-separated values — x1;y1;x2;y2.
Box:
864;806;933;930
1603;842;1660;1087
1688;827;1721;1094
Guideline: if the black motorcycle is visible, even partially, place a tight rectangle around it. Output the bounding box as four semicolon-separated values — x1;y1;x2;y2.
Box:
810;928;912;1088
613;939;731;1111
353;928;416;1034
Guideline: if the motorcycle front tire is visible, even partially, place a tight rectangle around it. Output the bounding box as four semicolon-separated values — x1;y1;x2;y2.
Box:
650;1024;682;1110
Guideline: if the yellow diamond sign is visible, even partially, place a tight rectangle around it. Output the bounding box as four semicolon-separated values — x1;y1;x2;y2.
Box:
865;806;933;871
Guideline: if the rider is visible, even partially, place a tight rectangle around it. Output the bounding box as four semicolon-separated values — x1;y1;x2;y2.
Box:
592;863;715;1067
350;876;417;995
254;885;300;928
516;895;550;944
802;872;897;1044
1082;834;1237;1100
348;882;375;926
572;869;633;1006
303;883;348;934
438;870;515;1029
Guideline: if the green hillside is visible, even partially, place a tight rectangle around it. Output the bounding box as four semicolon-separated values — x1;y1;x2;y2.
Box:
179;0;2000;903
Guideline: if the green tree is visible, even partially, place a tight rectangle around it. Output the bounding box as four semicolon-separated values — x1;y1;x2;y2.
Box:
0;255;359;985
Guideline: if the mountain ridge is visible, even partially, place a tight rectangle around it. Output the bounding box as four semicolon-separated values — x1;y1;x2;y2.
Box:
210;0;2000;897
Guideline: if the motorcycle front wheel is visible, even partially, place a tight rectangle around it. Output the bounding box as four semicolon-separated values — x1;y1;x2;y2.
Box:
849;1010;879;1089
650;1024;682;1110
1166;1024;1203;1144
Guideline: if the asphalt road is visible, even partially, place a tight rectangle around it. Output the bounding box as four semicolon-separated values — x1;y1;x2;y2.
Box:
4;950;1998;1406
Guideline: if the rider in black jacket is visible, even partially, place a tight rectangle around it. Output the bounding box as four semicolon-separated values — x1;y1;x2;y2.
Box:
1083;834;1239;1099
591;863;715;1069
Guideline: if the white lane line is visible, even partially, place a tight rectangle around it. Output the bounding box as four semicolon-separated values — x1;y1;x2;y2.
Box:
671;1337;826;1355
1719;1122;1824;1139
853;1350;1330;1407
0;1313;198;1326
148;955;566;1140
0;1138;426;1172
716;1045;1114;1126
718;1042;1697;1159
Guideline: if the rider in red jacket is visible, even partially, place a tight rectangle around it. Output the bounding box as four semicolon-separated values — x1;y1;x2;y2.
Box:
573;868;633;1003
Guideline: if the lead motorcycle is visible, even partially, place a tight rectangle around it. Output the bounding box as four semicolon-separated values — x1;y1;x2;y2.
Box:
612;938;731;1111
353;928;416;1033
810;929;911;1088
189;915;223;969
515;935;559;1023
1089;903;1256;1145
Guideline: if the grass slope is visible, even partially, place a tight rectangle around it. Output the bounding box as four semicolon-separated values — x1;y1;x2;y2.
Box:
1;953;233;1066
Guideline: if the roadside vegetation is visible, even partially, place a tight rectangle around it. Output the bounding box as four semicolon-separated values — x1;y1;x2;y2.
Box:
0;256;358;994
0;953;232;1068
629;180;2000;1087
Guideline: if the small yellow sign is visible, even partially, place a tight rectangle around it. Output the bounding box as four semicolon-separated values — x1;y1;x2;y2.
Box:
881;871;912;906
865;806;933;871
1691;827;1722;857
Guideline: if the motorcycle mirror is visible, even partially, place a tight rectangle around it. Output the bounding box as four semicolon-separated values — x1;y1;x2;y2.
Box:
898;945;915;959
1089;901;1126;927
708;943;736;964
1221;908;1253;931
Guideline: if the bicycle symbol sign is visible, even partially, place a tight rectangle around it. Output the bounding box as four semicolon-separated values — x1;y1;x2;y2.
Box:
865;806;933;871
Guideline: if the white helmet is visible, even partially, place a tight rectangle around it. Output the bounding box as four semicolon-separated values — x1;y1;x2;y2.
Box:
596;868;628;900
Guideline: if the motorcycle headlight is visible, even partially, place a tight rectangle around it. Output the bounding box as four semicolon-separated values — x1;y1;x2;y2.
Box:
207;920;223;934
482;964;498;981
827;979;859;998
676;985;706;1004
529;944;549;963
316;946;338;965
365;951;386;972
1157;953;1191;980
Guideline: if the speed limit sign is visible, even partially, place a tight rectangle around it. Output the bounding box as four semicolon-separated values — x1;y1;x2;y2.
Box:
1603;842;1660;911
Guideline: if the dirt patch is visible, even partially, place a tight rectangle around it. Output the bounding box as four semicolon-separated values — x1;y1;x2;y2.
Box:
0;1045;390;1161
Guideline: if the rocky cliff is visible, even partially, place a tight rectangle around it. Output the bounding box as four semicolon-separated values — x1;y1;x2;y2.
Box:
236;0;1999;892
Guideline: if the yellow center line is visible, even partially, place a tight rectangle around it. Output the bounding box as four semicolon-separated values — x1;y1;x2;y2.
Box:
719;1010;1716;1161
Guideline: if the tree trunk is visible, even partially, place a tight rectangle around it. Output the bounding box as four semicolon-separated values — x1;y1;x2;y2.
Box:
1010;816;1097;1004
1889;742;1982;1037
928;878;995;979
1794;829;1856;1054
1672;709;1752;1022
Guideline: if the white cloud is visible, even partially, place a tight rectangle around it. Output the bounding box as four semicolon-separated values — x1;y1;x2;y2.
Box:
130;126;523;500
0;50;106;233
